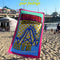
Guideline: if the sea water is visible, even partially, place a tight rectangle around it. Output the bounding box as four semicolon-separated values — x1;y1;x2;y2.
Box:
45;21;60;30
47;24;57;30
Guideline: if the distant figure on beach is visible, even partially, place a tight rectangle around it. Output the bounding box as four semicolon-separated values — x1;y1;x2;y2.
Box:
57;23;60;33
44;24;47;32
2;28;5;32
54;23;60;34
6;26;10;31
0;27;2;31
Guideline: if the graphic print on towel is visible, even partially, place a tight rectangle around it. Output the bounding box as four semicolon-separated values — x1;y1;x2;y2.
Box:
8;9;44;58
12;24;42;52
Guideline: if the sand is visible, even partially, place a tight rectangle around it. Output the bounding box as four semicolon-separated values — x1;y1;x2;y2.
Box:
0;31;60;60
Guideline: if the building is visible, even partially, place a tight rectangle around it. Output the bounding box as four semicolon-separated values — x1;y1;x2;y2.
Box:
0;6;16;14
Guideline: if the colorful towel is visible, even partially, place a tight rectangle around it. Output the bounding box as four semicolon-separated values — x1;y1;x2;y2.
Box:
8;9;45;58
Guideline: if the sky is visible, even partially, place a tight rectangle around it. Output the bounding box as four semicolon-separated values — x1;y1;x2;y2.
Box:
0;0;60;15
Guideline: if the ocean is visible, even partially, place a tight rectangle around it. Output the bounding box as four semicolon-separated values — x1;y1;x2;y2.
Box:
45;21;60;30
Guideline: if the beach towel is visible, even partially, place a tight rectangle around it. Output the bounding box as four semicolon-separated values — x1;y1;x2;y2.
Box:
8;9;45;58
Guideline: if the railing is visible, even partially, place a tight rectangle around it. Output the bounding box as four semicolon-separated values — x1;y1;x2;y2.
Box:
0;13;19;17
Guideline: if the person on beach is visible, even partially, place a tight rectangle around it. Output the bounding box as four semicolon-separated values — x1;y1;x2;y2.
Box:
0;27;2;31
44;24;47;32
55;23;60;33
57;23;60;32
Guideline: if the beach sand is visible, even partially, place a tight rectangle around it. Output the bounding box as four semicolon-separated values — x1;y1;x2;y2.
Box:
0;31;60;60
